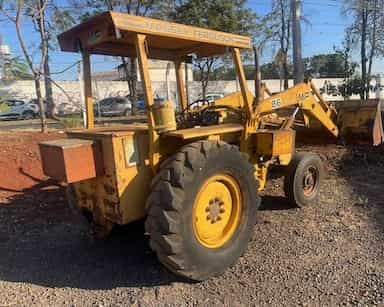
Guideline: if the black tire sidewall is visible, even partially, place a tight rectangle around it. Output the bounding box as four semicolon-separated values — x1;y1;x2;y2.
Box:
179;147;258;279
287;153;324;207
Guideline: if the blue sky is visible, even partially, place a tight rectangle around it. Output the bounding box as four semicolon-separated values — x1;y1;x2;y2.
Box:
1;0;382;80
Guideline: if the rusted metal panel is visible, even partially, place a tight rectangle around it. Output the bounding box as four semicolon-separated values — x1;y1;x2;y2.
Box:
69;132;152;227
39;138;104;183
336;100;384;145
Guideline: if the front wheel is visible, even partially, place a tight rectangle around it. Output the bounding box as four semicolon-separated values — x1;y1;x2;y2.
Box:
145;141;260;281
22;111;35;120
284;152;324;208
124;109;131;117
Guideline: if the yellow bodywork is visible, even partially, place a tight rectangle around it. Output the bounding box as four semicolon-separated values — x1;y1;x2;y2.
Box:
192;174;242;248
68;127;152;228
166;123;243;140
255;81;339;137
151;101;177;133
336;100;383;145
40;11;347;233
254;130;295;157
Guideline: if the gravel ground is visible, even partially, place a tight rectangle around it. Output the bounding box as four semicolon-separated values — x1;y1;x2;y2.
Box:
0;133;383;306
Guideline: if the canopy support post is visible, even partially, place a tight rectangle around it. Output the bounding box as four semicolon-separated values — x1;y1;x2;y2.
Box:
232;47;254;154
82;51;94;129
134;34;160;171
232;48;253;118
175;59;188;111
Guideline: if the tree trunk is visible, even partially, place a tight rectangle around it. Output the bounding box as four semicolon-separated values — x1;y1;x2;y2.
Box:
279;1;289;90
120;58;138;116
185;62;189;106
128;58;138;115
36;0;52;123
283;53;289;90
120;56;133;115
13;0;47;133
360;9;368;99
200;58;214;101
202;80;207;101
44;53;55;118
367;0;378;101
34;76;47;133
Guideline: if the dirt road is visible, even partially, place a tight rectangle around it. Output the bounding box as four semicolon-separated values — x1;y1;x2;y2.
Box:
0;131;383;306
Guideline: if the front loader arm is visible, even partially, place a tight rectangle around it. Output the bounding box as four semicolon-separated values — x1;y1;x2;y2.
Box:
255;81;339;137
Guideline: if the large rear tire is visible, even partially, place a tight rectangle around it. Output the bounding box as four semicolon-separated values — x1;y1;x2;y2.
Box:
284;152;324;208
145;140;260;281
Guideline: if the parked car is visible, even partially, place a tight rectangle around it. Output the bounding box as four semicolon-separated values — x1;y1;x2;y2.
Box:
29;98;52;117
94;97;132;117
0;99;39;120
136;95;165;111
203;93;225;102
29;98;46;105
56;102;82;117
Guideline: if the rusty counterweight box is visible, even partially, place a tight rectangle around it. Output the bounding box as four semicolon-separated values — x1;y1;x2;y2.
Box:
39;127;154;227
39;138;104;183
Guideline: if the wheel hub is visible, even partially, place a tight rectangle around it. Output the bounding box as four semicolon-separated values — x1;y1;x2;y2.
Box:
193;174;242;249
303;166;318;196
206;197;225;223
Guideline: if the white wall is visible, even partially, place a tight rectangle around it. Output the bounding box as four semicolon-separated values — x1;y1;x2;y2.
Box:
0;78;380;113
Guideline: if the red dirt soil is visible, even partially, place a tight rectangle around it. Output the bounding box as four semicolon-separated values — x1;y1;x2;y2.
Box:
0;131;65;203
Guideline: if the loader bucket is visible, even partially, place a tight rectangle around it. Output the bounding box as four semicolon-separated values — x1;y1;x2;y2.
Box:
336;100;384;146
259;100;384;146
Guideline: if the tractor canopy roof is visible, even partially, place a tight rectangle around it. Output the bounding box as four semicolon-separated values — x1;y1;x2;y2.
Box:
58;11;251;60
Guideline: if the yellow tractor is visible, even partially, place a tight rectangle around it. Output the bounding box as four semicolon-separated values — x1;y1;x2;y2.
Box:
38;12;375;280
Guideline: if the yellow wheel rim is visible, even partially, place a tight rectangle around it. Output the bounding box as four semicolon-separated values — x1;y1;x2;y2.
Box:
193;174;242;249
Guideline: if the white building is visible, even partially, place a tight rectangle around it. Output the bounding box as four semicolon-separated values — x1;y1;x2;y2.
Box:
93;59;193;82
0;35;11;80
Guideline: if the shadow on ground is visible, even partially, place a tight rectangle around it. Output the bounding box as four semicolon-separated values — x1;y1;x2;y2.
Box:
338;145;384;233
0;170;181;290
259;195;296;211
1;145;382;291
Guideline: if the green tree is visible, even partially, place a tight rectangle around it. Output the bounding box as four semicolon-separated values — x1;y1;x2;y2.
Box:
257;0;291;90
0;0;49;131
304;53;357;78
338;75;366;98
72;0;167;114
39;2;75;118
0;56;33;80
261;61;292;80
343;0;384;99
19;0;73;119
23;0;54;118
209;63;288;81
334;33;359;99
171;0;256;98
0;0;75;127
